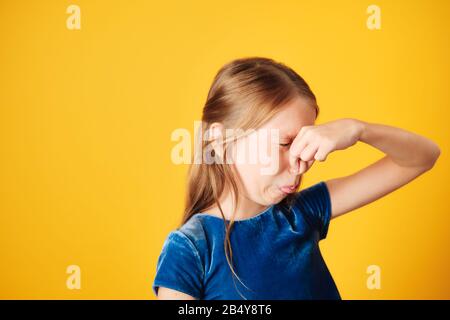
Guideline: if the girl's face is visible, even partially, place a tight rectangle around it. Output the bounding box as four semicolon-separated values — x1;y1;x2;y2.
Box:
230;97;316;206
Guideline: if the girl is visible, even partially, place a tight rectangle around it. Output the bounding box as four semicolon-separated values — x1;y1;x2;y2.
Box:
152;57;440;300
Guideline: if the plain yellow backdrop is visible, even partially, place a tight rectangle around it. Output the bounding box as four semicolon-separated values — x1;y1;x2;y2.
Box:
0;0;448;299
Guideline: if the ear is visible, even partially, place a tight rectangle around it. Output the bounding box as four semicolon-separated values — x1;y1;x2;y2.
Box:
207;122;225;160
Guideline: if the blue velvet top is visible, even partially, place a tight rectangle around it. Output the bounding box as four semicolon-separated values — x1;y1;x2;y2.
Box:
152;181;341;300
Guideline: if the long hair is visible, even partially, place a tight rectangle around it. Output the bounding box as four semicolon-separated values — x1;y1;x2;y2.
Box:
180;57;319;299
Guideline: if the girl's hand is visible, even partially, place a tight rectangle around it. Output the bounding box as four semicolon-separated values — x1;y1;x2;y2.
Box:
289;118;364;175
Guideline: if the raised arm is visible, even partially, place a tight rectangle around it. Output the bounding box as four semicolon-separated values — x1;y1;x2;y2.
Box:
288;118;441;219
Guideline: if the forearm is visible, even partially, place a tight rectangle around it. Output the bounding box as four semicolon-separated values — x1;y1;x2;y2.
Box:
354;119;441;168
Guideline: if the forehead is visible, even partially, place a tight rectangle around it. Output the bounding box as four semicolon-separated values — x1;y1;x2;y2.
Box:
258;97;316;137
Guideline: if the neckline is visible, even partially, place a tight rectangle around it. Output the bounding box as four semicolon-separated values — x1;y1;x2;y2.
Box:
196;204;276;223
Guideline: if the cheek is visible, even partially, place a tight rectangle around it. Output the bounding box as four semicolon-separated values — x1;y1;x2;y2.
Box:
232;137;277;178
279;148;291;170
231;134;285;195
233;141;274;192
263;134;292;174
233;162;263;189
265;145;290;176
233;159;281;203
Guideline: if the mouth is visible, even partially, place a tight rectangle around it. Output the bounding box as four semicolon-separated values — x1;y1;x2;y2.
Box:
279;183;299;194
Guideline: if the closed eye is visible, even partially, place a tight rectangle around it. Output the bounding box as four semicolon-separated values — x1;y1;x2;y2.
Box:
279;142;292;148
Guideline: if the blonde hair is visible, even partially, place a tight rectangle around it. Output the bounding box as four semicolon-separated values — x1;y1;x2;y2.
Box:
180;57;319;299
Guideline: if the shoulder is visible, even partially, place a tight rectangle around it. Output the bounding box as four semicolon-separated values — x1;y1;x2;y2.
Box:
163;214;223;254
158;216;209;270
168;214;213;255
153;216;208;299
293;180;331;211
291;180;332;240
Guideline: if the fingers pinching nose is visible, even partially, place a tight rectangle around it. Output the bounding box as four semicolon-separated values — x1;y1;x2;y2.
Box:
289;164;297;175
299;160;306;174
289;159;299;174
290;159;307;175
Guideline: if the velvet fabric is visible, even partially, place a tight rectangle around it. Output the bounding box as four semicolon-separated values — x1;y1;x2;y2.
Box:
153;181;341;300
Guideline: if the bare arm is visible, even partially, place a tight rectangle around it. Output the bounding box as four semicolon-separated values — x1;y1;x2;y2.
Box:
288;118;441;219
157;286;197;300
326;119;441;219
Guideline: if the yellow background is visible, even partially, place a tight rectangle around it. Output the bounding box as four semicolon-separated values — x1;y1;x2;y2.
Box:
0;0;448;299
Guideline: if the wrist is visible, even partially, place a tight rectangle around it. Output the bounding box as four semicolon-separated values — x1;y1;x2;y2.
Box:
352;118;367;141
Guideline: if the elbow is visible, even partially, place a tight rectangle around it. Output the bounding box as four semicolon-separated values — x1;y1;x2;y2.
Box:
423;142;441;170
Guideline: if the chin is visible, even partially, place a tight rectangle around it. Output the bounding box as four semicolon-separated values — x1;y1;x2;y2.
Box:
270;192;286;204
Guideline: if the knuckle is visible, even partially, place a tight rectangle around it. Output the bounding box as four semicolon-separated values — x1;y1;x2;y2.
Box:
314;153;325;161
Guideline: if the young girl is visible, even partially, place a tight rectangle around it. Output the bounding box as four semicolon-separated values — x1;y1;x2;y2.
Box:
152;57;440;300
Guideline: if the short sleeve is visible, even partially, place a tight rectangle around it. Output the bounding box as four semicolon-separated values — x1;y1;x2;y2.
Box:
293;181;332;240
152;230;204;299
